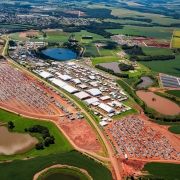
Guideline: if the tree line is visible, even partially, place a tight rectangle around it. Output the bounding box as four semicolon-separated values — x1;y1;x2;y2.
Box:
118;63;134;71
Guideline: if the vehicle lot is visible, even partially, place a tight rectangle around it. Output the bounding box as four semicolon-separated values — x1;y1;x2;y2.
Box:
105;116;180;161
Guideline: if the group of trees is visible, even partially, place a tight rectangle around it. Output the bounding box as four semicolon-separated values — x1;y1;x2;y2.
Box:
122;45;175;62
8;121;15;129
25;125;55;150
95;64;129;78
119;63;134;71
130;55;175;61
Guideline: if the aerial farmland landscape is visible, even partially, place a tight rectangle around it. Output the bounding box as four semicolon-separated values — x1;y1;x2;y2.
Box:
0;0;180;180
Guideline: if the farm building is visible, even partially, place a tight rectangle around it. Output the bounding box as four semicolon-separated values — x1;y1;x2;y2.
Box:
100;95;111;101
86;88;102;96
79;84;88;89
74;91;90;100
39;71;54;79
72;78;81;84
98;103;115;113
84;97;99;105
60;74;72;81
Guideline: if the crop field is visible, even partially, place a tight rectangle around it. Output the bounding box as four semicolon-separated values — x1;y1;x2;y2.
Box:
142;162;180;180
168;126;180;134
140;56;180;77
74;30;108;42
106;26;173;39
82;43;100;57
166;90;180;98
0;151;112;180
172;37;180;48
98;46;114;56
91;57;121;65
10;33;27;41
0;109;73;161
142;47;173;56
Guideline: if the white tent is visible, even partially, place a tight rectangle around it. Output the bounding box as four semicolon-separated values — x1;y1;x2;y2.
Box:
98;103;115;113
39;71;54;79
86;88;102;96
84;97;99;105
99;121;108;127
74;91;90;100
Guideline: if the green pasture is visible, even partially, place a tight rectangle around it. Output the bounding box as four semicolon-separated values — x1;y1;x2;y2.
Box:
0;109;73;161
106;25;173;39
82;43;100;57
142;47;173;56
140;56;180;77
168;126;180;134
166;90;180;98
91;57;121;65
0;151;112;180
141;162;180;180
10;33;27;41
74;30;107;42
98;46;114;56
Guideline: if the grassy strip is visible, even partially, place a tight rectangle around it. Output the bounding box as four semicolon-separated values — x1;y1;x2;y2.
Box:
0;151;112;180
166;90;180;98
0;109;73;161
113;108;139;119
141;162;180;180
168;126;180;134
37;166;90;180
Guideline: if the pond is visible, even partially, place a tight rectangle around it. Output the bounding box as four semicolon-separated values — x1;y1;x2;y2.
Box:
136;91;180;115
42;48;77;61
44;173;80;180
0;126;38;155
99;62;121;73
137;76;153;88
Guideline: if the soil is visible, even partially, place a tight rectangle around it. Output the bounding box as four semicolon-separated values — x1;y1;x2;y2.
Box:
60;119;102;152
19;31;39;38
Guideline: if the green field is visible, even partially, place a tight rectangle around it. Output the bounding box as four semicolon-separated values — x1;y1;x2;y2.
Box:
0;109;73;161
74;30;107;42
91;57;121;65
168;126;180;134
140;56;180;77
106;26;173;39
0;151;112;180
10;33;27;41
98;46;114;56
142;47;173;56
166;90;180;98
82;43;100;57
141;162;180;180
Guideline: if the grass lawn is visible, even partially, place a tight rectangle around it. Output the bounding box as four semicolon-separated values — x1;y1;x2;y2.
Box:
0;109;73;161
141;162;180;180
106;25;173;39
140;56;180;77
91;57;121;65
0;151;112;180
98;46;114;56
168;126;180;134
142;47;173;56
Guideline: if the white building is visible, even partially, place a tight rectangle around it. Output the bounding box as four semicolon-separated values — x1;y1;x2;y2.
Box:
86;88;102;96
98;103;115;113
74;91;90;100
39;71;54;79
84;97;99;105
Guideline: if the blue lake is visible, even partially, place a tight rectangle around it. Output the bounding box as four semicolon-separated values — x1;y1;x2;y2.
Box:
42;48;77;61
44;173;80;180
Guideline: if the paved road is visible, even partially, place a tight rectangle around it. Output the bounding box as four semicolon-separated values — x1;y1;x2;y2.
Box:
2;36;122;180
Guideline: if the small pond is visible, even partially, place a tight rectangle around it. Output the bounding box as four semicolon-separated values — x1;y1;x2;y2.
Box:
136;91;180;115
0;126;38;155
42;48;77;61
137;76;153;88
44;173;80;180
